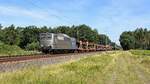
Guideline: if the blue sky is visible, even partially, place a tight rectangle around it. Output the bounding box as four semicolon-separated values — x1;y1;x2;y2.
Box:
0;0;150;44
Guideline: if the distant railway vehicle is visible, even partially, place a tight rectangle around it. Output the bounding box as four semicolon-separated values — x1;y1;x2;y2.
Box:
39;33;112;53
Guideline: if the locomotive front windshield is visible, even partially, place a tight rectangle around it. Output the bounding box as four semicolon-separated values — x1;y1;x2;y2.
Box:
40;33;52;39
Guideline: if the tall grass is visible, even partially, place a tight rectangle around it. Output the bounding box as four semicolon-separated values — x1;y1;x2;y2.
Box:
0;51;150;84
130;50;150;71
0;53;113;84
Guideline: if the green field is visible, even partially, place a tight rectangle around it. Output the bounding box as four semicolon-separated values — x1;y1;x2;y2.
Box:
0;51;150;84
130;50;150;56
0;43;40;56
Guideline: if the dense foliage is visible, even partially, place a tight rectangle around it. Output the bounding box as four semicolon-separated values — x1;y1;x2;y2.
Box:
0;42;39;56
0;24;116;50
120;28;150;50
98;34;111;45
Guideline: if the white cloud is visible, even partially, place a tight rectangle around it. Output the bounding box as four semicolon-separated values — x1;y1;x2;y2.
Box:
0;4;77;27
0;5;49;20
91;0;150;44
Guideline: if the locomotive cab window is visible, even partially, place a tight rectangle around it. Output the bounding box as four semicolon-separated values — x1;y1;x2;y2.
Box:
47;35;52;39
40;36;45;39
47;34;51;38
64;37;70;41
40;33;52;39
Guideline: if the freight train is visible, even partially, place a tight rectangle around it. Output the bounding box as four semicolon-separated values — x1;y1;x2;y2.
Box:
39;33;112;53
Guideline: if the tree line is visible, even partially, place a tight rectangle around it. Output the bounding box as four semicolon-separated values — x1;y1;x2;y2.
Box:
0;24;118;50
119;28;150;50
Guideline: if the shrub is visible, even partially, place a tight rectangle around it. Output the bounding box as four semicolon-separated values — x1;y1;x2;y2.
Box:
26;42;40;51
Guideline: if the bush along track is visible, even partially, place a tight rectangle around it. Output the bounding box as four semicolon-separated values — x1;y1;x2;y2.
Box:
0;51;150;84
0;43;40;56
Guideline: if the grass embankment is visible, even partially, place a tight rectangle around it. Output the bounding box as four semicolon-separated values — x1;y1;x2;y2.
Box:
130;50;150;72
130;50;150;56
0;51;150;84
0;42;40;56
0;52;114;84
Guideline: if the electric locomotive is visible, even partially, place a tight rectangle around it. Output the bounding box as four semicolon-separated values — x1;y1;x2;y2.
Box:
39;33;77;53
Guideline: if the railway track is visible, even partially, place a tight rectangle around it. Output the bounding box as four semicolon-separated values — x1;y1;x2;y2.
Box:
0;54;48;63
0;51;102;72
0;52;98;63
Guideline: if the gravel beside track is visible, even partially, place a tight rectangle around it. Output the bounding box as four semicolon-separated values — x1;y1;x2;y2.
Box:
0;52;100;72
